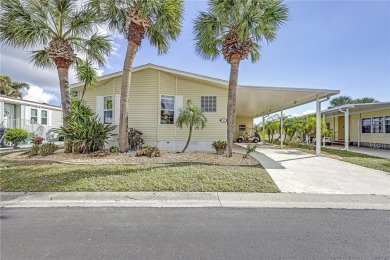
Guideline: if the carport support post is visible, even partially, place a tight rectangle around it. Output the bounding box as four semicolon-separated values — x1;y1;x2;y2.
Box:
316;95;321;156
262;116;265;144
345;108;349;151
280;108;283;148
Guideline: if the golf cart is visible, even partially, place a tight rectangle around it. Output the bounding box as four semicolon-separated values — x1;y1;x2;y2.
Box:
237;131;261;143
0;127;12;147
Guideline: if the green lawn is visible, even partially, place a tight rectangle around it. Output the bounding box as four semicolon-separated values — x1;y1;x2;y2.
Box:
0;160;280;192
295;144;390;173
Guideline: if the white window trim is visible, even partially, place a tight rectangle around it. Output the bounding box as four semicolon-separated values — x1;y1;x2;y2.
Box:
103;95;113;124
160;94;175;125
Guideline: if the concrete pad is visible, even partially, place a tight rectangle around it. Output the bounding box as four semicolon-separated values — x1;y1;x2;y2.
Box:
248;146;390;195
327;144;390;159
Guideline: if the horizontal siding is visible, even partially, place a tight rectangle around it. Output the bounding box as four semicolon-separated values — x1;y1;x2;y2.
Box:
167;75;228;141
73;68;231;143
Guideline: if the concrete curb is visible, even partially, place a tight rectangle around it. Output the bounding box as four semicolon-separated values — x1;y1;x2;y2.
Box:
1;192;389;210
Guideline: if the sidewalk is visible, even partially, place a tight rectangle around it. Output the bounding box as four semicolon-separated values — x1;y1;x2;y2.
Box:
1;192;389;210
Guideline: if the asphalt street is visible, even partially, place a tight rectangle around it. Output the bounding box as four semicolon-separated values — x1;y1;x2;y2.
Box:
1;208;389;260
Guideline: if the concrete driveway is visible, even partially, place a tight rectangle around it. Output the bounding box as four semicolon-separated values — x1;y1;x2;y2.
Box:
241;145;390;195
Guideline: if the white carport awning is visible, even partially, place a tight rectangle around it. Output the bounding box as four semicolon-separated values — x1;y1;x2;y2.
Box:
236;86;340;118
319;102;390;117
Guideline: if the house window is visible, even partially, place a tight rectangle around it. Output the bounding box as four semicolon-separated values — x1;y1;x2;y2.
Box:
41;110;48;125
161;95;175;124
201;96;217;112
362;118;371;133
372;117;383;133
104;96;113;124
31;109;38;124
239;125;246;131
385;116;390;133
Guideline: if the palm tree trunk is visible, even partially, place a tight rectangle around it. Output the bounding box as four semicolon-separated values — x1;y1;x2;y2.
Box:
226;56;240;157
119;41;138;153
57;67;71;123
80;84;87;103
182;124;193;153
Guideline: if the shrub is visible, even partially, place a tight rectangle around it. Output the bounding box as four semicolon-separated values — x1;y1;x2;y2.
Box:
136;146;161;158
128;128;144;151
40;143;59;156
31;136;44;145
30;144;40;156
110;146;120;155
243;144;257;159
4;128;28;148
55;99;116;154
212;140;227;154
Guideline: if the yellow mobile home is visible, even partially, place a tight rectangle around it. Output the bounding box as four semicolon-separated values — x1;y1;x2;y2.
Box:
70;64;339;151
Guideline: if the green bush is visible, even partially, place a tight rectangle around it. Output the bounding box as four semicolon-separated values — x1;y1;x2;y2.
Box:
40;143;59;156
212;140;227;154
4;128;28;148
128;128;144;150
110;146;120;155
30;144;40;156
55;99;116;154
243;144;257;159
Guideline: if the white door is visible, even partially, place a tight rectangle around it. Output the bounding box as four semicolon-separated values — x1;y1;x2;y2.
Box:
3;104;15;128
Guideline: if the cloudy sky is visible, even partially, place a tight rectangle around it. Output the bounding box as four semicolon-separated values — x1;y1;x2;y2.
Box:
1;0;389;121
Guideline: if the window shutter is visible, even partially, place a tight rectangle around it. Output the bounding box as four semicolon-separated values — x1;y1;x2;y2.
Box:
115;94;120;125
174;96;183;124
25;106;30;125
96;96;104;123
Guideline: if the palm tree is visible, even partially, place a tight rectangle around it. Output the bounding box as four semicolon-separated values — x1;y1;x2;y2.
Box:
176;100;207;153
0;74;29;98
194;0;288;157
91;0;184;153
328;96;353;108
0;0;112;121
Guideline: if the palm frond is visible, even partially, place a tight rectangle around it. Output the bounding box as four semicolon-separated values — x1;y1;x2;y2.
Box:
29;49;55;69
73;33;112;67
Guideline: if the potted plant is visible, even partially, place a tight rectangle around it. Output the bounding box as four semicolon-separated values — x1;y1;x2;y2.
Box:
31;136;44;145
212;140;227;155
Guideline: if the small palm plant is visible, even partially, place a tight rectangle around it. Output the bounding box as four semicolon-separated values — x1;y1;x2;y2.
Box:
90;0;184;152
0;0;112;121
194;0;288;157
176;100;207;153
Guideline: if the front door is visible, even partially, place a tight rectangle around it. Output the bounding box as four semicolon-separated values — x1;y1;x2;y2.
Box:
3;104;15;128
338;116;345;140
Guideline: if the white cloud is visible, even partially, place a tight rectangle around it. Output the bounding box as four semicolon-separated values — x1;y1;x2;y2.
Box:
302;109;316;115
24;86;58;104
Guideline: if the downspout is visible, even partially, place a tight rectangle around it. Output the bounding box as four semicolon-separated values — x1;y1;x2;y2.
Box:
357;112;361;147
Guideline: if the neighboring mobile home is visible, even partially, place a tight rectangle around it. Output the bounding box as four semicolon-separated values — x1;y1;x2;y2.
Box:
322;103;390;149
70;64;339;151
0;96;63;142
